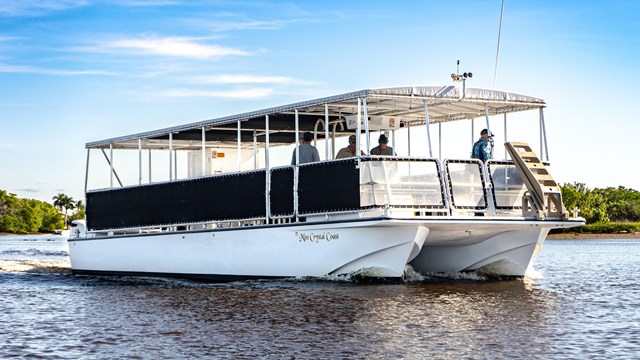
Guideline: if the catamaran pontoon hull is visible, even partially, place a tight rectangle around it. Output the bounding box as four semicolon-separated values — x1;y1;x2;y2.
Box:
68;219;428;280
409;219;579;276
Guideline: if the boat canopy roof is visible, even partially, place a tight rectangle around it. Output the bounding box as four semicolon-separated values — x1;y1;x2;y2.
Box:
87;86;545;150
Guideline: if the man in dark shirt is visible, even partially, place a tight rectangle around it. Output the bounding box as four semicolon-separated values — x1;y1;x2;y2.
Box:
291;132;320;165
370;134;395;156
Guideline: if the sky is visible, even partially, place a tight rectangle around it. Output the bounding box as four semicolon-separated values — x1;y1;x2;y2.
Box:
1;0;639;203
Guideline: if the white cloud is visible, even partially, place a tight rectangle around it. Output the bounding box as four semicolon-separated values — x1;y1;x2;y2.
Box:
0;0;87;16
187;74;296;85
100;36;249;59
207;19;303;32
109;0;181;6
0;63;113;76
160;88;273;99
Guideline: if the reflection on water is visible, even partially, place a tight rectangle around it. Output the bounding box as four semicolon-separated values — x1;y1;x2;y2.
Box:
1;236;639;358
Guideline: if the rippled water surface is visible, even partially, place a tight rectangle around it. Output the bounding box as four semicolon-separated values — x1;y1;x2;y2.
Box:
1;235;639;359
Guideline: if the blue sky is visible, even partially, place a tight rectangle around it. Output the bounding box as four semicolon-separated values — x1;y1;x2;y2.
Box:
1;0;639;203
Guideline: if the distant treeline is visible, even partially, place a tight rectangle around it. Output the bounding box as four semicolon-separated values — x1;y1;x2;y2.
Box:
560;183;640;223
0;190;64;234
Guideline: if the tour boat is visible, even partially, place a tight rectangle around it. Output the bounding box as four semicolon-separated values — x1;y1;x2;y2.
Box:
68;83;584;281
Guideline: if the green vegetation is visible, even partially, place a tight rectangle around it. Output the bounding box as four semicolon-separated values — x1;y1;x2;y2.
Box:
572;222;640;234
0;190;65;234
559;183;640;233
52;193;84;229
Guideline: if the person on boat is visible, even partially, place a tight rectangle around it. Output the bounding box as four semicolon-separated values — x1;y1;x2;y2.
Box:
335;135;364;159
370;134;396;156
291;131;321;165
471;128;494;162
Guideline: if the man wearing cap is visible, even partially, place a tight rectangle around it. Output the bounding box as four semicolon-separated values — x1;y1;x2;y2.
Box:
471;128;494;162
291;131;320;165
370;134;396;156
335;134;364;159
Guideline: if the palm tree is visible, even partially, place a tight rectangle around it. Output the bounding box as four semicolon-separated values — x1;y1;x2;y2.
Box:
52;193;75;229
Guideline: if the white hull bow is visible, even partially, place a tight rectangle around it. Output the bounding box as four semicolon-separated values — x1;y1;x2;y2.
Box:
69;220;428;281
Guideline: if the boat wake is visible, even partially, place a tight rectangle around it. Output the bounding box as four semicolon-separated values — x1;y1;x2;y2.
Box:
0;259;71;274
0;248;69;257
404;265;489;282
288;266;490;283
524;264;544;280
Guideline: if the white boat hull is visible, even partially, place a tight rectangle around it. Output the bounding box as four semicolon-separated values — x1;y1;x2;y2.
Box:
68;220;428;280
409;219;574;277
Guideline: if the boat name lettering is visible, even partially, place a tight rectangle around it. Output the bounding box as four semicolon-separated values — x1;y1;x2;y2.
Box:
296;231;340;242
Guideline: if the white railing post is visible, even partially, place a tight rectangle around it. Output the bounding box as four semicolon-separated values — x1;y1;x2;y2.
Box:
540;108;549;162
84;148;90;192
138;139;142;185
424;101;433;158
265;115;270;222
324;103;330;160
237;121;242;172
356;98;361;159
363;98;370;155
109;143;113;188
169;132;173;181
201;127;206;176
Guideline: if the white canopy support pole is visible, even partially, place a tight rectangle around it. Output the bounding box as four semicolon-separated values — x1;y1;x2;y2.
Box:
138;139;142;185
392;130;396;155
201;127;206;176
148;149;152;183
174;149;178;180
294;109;299;220
294;109;300;165
471;118;475;147
109;143;113;188
237;121;242;172
540;108;549;162
438;122;442;160
265;115;270;223
324;104;330;160
169;132;173;181
484;104;493;159
253;130;258;169
84;148;90;192
101;148;123;187
356;98;362;159
484;104;492;135
363;98;370;155
503;114;508;160
331;122;338;159
407;124;411;157
312;119;321;147
424;102;433;158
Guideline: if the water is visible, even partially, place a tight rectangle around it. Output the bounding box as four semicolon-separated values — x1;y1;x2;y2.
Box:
1;235;639;359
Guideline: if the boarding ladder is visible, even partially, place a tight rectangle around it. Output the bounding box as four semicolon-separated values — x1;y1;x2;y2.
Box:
504;142;569;220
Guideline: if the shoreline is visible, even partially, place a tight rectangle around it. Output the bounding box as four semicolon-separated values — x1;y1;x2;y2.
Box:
546;232;640;240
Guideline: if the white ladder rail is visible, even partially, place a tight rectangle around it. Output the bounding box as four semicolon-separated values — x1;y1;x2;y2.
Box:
504;142;569;220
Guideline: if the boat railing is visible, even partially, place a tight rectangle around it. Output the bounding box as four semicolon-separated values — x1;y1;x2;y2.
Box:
486;160;527;215
84;156;544;235
443;159;493;216
358;156;448;213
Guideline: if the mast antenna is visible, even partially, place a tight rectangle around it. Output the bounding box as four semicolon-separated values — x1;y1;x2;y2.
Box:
493;0;505;89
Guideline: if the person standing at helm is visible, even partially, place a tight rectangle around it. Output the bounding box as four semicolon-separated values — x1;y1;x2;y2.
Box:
471;128;494;162
370;134;396;156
